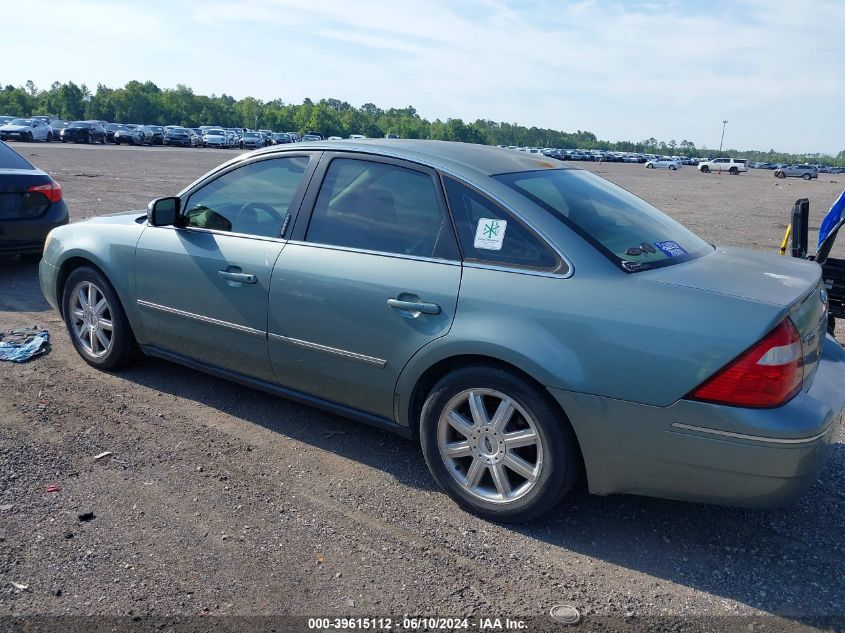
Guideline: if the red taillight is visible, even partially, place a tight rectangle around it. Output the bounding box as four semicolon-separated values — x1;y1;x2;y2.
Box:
28;181;62;203
688;318;803;408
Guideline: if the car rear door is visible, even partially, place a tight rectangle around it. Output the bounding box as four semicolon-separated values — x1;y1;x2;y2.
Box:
267;153;462;419
134;153;318;381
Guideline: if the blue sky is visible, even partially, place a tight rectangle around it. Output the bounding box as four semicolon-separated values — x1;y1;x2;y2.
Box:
2;0;843;154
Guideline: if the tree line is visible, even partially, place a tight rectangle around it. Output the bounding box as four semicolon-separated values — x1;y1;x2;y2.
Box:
2;79;843;166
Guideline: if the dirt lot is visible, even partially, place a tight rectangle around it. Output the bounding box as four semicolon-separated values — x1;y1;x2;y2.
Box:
1;143;844;630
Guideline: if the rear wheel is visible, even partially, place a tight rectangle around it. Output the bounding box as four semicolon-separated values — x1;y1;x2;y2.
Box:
701;165;710;173
777;171;786;178
420;366;579;522
62;267;137;370
803;173;811;180
47;132;53;142
646;163;654;169
669;165;677;170
729;167;739;175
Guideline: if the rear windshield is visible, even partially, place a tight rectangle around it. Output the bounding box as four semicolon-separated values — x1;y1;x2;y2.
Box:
494;169;713;272
0;142;34;169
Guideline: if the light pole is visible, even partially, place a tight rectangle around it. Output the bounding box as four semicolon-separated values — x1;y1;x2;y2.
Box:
719;119;728;154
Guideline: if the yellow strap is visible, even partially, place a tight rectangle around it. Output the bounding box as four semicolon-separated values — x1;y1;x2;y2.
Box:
779;223;792;256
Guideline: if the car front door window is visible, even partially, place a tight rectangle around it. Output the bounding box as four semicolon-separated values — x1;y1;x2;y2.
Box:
183;156;309;238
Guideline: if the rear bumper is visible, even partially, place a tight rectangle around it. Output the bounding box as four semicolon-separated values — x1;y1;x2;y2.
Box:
550;334;845;507
0;201;69;254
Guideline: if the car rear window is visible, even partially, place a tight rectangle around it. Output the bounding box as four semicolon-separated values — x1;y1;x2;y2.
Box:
0;142;34;169
494;169;713;272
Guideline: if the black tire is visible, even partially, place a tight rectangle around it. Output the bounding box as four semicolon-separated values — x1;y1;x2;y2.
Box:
646;163;654;169
24;132;33;142
729;167;738;175
669;165;677;170
47;132;53;142
420;365;580;523
803;173;811;180
701;165;710;173
776;171;786;179
61;266;137;370
61;138;67;143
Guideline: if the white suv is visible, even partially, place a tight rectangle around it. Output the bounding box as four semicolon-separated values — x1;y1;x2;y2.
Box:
698;157;748;175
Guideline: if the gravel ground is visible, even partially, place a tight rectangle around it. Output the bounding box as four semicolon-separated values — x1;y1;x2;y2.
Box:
1;143;843;631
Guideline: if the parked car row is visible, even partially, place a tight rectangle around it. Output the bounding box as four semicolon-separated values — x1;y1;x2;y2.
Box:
0;115;318;150
752;161;844;174
498;146;705;166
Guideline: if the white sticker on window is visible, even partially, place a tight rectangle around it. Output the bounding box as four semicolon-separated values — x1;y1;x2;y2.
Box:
473;218;507;250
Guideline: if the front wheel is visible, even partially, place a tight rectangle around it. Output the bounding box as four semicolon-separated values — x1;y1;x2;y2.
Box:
803;173;811;180
729;167;738;175
47;132;53;142
669;165;677;170
646;163;654;169
420;366;580;523
62;267;137;370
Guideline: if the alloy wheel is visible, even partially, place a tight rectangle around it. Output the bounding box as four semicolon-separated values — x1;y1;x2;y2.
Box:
69;281;115;358
437;388;544;503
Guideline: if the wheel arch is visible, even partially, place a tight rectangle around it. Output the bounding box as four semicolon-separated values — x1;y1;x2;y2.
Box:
55;256;111;317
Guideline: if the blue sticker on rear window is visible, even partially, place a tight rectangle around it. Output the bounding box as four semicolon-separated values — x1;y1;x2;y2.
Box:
654;241;687;258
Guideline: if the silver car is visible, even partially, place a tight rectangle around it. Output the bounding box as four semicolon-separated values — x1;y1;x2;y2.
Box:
0;118;52;142
775;165;818;180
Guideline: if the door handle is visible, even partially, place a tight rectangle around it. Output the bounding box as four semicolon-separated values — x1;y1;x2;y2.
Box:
217;270;257;284
387;298;441;315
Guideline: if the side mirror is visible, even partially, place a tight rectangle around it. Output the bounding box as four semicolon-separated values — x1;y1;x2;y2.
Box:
147;197;180;226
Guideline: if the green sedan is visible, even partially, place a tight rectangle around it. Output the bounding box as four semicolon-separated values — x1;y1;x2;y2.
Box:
39;140;845;522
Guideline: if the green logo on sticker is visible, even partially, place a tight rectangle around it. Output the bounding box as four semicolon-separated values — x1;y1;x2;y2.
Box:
483;221;500;239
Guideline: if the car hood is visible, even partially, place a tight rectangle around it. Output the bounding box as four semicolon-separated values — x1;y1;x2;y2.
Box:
641;245;821;308
82;210;147;225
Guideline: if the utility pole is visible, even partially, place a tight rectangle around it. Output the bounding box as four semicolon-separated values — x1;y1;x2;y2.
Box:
719;120;728;154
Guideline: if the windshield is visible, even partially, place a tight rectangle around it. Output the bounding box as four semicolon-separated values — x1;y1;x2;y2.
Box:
71;122;92;128
207;130;224;136
244;133;259;138
494;169;713;272
9;119;31;126
168;128;188;134
106;124;124;131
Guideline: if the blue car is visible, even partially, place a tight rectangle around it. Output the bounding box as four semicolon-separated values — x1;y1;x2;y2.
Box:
38;140;845;522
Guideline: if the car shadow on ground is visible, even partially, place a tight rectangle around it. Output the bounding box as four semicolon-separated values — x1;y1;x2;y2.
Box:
0;257;51;313
118;354;844;621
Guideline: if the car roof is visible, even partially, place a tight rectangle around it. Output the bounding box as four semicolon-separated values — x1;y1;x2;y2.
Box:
251;139;573;177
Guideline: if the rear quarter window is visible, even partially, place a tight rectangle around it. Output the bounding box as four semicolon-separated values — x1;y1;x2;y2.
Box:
0;142;34;170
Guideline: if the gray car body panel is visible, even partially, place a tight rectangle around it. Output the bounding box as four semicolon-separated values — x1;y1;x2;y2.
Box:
39;140;845;507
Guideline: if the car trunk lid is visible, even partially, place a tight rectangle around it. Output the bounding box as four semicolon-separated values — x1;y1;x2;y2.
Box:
643;246;828;390
0;169;53;219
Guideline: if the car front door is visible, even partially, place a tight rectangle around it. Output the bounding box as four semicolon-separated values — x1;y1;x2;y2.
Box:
267;153;462;420
134;153;317;381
